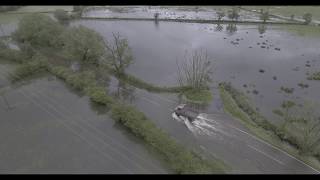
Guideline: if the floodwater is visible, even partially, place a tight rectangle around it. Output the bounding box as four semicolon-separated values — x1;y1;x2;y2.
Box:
73;19;320;125
1;7;320;173
0;63;169;173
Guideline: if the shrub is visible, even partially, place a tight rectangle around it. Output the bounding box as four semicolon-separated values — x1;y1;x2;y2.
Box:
303;13;312;25
62;25;105;65
65;71;96;91
85;86;114;105
0;48;24;63
10;53;49;81
308;72;320;80
12;13;64;48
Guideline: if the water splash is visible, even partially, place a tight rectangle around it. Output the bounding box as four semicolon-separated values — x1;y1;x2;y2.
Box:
172;112;233;138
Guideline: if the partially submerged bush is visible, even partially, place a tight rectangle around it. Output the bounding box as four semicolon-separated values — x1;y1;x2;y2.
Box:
85;85;114;105
0;47;24;63
308;72;320;80
10;53;49;81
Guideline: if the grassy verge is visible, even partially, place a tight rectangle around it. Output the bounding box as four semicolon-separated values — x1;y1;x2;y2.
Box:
183;89;213;104
114;72;190;93
219;82;320;171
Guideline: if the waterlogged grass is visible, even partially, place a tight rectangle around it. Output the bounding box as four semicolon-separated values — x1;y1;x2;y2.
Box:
9;54;49;82
307;71;320;80
114;72;190;93
183;89;212;104
278;25;320;38
219;83;320;172
242;6;320;21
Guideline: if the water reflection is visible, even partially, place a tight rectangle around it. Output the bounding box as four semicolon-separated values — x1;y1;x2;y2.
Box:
258;24;267;34
225;23;237;36
154;19;159;29
214;23;223;32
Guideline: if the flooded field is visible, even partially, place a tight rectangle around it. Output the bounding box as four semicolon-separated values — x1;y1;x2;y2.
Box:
0;63;169;173
1;6;320;174
74;19;320;125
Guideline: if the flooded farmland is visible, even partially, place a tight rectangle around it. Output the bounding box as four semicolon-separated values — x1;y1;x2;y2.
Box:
73;19;320;125
1;6;320;174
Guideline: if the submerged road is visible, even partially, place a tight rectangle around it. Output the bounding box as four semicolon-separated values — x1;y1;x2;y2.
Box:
108;77;320;174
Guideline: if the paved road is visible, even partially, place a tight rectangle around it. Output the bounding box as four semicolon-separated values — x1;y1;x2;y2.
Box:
108;77;320;174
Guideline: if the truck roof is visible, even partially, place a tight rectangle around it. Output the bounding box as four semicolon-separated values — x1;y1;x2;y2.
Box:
174;106;199;120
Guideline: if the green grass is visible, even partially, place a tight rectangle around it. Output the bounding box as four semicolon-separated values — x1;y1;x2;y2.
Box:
242;6;320;21
219;83;320;172
0;6;73;24
113;72;190;93
307;71;320;80
183;89;213;104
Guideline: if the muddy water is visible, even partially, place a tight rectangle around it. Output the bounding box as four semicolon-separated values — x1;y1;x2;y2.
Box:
74;19;320;125
0;64;170;173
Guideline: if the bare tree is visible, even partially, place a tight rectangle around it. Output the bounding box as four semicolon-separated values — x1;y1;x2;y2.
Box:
176;49;214;90
103;32;133;75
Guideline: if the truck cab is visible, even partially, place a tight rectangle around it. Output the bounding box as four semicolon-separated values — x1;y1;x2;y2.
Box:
173;104;199;122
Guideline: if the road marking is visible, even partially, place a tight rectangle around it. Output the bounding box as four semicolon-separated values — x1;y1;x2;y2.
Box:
229;125;320;174
248;144;284;165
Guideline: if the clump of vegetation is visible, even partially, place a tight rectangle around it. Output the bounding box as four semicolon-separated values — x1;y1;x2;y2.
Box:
274;101;320;156
103;32;133;75
307;72;320;80
176;49;214;103
297;82;309;89
302;13;312;25
0;44;24;63
183;89;212;104
111;103;225;174
54;9;70;25
12;13;64;48
116;72;190;93
62;25;105;66
85;85;114;105
10;53;49;82
280;86;294;94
